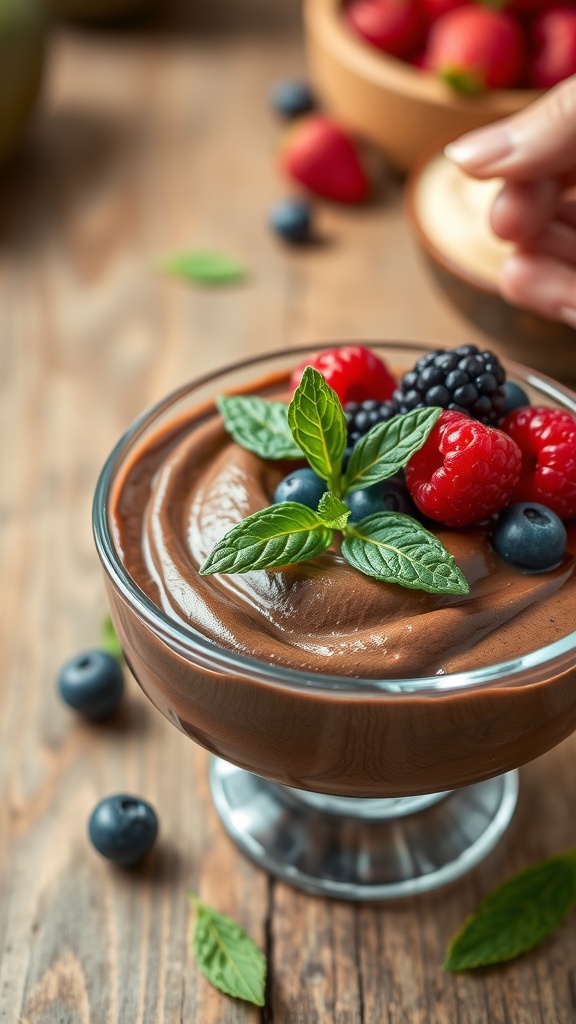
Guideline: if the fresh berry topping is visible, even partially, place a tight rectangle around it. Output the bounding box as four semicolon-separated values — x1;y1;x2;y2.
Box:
290;346;397;405
503;381;530;417
500;406;576;521
269;198;312;244
492;503;567;571
279;115;370;204
57;650;124;721
89;795;158;866
270;79;315;120
273;467;326;508
405;410;522;527
344;479;416;521
394;344;506;426
345;398;398;445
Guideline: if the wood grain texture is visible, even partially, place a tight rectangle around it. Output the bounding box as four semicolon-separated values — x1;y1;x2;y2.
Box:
1;2;576;1021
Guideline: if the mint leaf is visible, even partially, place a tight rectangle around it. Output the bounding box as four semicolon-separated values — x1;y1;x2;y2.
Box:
445;853;576;971
189;893;266;1006
288;367;347;493
101;614;123;662
217;395;302;460
342;513;469;595
159;250;247;286
200;503;333;575
343;408;441;494
317;492;351;530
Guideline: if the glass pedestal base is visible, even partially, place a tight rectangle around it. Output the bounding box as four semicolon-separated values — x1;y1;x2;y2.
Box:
210;757;519;900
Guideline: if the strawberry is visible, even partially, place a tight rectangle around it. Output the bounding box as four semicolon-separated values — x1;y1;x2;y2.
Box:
345;0;424;58
289;346;397;405
405;410;522;527
424;7;526;92
500;406;576;521
420;0;469;23
529;7;576;89
279;115;370;204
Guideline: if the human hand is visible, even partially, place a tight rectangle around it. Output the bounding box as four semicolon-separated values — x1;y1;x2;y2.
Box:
445;76;576;329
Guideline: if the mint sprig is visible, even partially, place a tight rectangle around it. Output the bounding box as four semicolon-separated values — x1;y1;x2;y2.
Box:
217;395;302;460
288;367;347;494
207;364;470;596
200;503;333;575
445;852;576;971
188;892;266;1005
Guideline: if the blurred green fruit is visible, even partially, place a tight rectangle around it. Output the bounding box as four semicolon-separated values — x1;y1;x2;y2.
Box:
0;0;45;163
51;0;150;20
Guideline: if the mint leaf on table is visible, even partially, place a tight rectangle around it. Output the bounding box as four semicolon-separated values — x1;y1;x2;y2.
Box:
341;513;469;595
189;893;266;1006
288;366;347;494
343;407;441;494
317;492;351;530
101;614;123;662
445;852;576;971
159;250;247;286
216;395;302;460
199;503;333;575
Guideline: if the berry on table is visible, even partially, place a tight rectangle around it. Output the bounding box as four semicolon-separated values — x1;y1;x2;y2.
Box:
273;467;326;508
279;115;370;204
500;406;576;521
345;398;398;445
394;344;506;426
492;503;567;571
58;650;124;721
269;198;312;244
503;381;529;417
290;345;397;405
89;795;158;866
405;409;522;527
270;79;315;120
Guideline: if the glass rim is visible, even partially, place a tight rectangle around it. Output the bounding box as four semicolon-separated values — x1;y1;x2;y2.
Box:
93;340;576;697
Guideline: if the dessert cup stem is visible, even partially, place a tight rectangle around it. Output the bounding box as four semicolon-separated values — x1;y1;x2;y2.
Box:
210;757;519;900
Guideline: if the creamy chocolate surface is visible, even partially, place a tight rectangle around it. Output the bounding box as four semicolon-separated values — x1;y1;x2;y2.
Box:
112;405;576;680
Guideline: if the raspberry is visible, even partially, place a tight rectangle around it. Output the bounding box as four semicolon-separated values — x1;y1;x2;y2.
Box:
290;346;397;406
500;406;576;521
405;410;522;527
345;398;398;445
394;344;506;426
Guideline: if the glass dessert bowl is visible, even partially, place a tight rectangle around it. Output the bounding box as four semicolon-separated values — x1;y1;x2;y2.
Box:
93;342;576;900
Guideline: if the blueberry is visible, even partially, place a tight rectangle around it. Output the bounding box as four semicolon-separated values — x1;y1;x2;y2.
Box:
503;381;530;416
270;79;315;120
58;650;124;720
273;467;326;508
89;795;158;866
345;481;415;522
269;198;312;244
492;503;567;571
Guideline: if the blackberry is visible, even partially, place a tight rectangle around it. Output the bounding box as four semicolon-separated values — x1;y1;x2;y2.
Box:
345;398;398;445
393;345;507;426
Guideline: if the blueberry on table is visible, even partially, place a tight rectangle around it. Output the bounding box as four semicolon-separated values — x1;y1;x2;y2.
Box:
273;467;326;508
58;650;124;720
492;503;567;571
269;198;312;244
503;381;530;416
89;795;158;866
270;79;315;120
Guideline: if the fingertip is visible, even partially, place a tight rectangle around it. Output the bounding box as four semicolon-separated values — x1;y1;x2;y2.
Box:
490;180;559;244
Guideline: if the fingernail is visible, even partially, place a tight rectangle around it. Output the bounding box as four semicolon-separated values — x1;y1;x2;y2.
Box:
560;306;576;330
445;124;513;171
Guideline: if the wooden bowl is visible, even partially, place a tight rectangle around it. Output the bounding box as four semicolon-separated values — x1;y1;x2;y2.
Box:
304;0;540;173
406;150;576;386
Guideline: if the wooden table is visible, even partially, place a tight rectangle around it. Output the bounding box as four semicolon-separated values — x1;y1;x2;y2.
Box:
2;3;576;1021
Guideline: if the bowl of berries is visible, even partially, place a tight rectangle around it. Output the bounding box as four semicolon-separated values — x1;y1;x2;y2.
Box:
94;341;576;900
303;0;575;171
